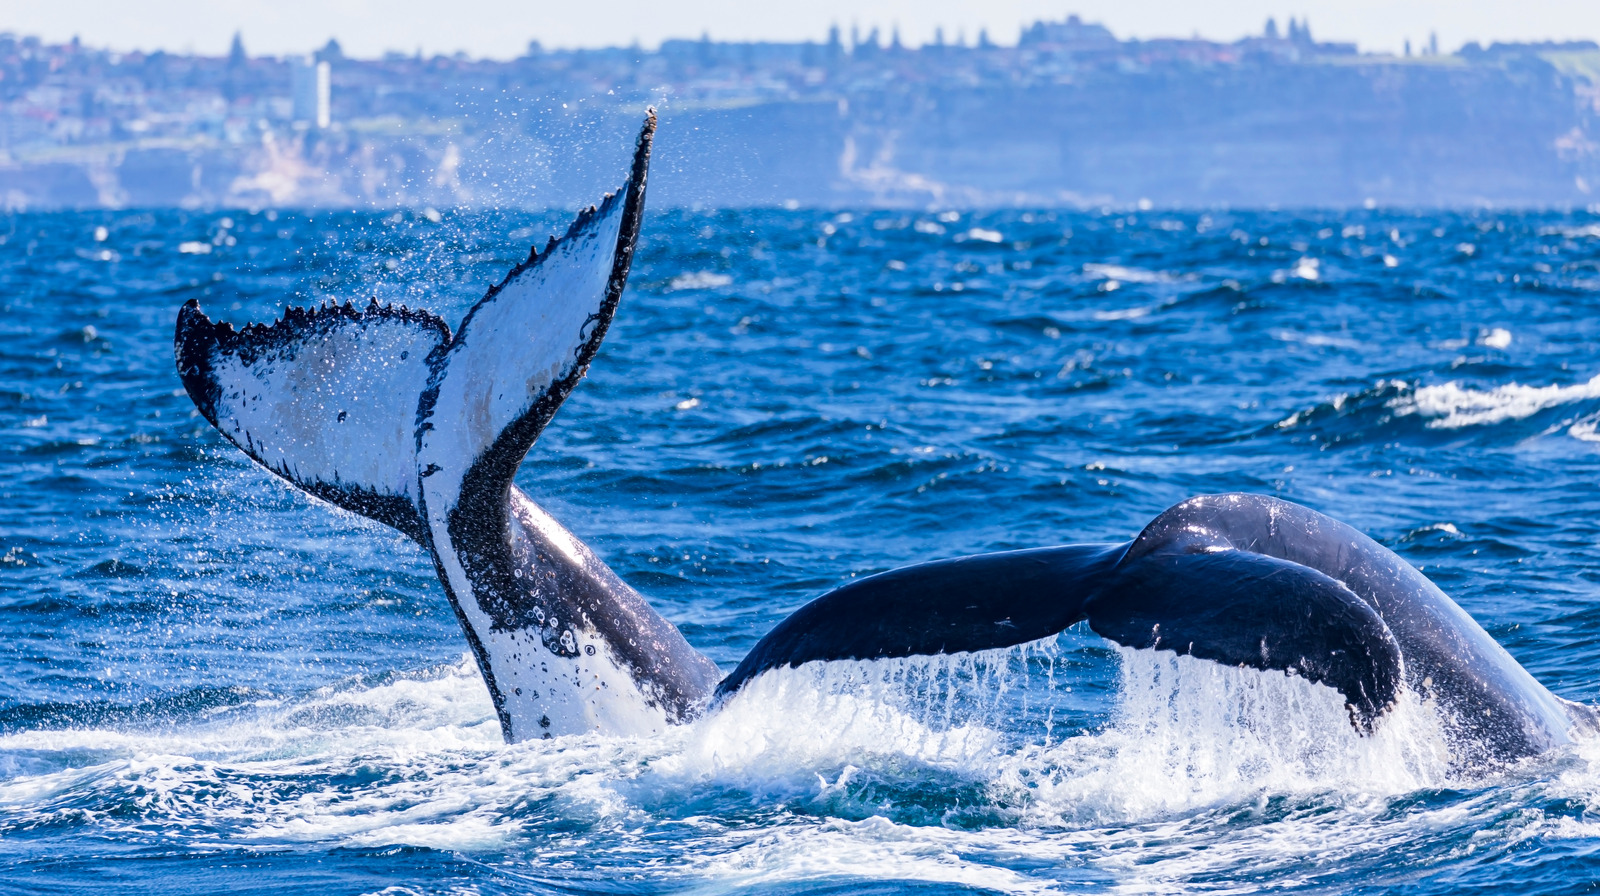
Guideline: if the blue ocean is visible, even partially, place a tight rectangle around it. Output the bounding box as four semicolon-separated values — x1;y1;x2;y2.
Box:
5;206;1600;894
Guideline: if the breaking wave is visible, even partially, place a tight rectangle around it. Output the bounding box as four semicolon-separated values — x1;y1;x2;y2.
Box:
1390;374;1600;430
1271;372;1600;445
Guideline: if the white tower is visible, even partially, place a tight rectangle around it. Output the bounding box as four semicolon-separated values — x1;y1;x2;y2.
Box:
290;57;331;128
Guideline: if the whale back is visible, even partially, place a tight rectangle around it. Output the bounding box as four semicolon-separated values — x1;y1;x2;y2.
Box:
720;535;1409;733
720;492;1572;766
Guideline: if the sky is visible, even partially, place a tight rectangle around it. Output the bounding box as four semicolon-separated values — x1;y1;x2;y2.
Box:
3;0;1599;60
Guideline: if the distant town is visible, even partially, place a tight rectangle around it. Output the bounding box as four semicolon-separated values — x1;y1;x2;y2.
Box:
2;16;1599;209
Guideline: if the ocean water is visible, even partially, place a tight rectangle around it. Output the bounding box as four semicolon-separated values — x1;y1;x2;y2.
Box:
4;207;1600;894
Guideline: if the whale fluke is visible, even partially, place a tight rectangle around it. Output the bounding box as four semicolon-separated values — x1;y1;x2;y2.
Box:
175;298;450;544
176;111;655;552
178;112;720;743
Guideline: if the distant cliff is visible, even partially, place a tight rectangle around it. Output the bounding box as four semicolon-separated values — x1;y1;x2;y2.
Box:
1;29;1597;209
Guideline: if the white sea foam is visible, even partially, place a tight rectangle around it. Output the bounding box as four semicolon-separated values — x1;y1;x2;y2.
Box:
1092;304;1150;320
1;643;1591;892
1388;373;1600;429
1571;416;1600;443
1480;327;1513;349
684;815;1060;895
1083;263;1172;283
959;227;1004;243
1549;223;1600;238
669;270;733;291
1269;328;1362;349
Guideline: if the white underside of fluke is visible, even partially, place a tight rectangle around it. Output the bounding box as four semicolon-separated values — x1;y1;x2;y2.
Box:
203;310;444;506
416;199;625;503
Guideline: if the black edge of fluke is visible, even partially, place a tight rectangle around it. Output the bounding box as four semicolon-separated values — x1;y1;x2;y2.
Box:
417;109;656;519
173;298;228;427
593;107;656;366
175;298;451;424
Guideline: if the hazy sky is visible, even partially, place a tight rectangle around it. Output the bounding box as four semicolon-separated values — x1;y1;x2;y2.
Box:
3;0;1599;60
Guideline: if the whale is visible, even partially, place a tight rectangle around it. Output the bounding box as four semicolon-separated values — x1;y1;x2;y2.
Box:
175;113;1595;767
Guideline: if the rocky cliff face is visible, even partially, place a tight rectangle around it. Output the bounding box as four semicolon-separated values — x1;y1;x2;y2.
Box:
2;40;1596;210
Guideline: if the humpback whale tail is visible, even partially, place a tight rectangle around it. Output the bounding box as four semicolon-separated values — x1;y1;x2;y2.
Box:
177;112;721;742
176;114;654;548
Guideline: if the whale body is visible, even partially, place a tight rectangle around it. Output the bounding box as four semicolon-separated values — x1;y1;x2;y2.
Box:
175;114;1593;767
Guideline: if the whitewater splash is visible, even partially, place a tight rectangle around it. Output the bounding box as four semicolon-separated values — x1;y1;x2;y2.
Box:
1;640;1596;893
0;643;1462;836
1033;649;1453;822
